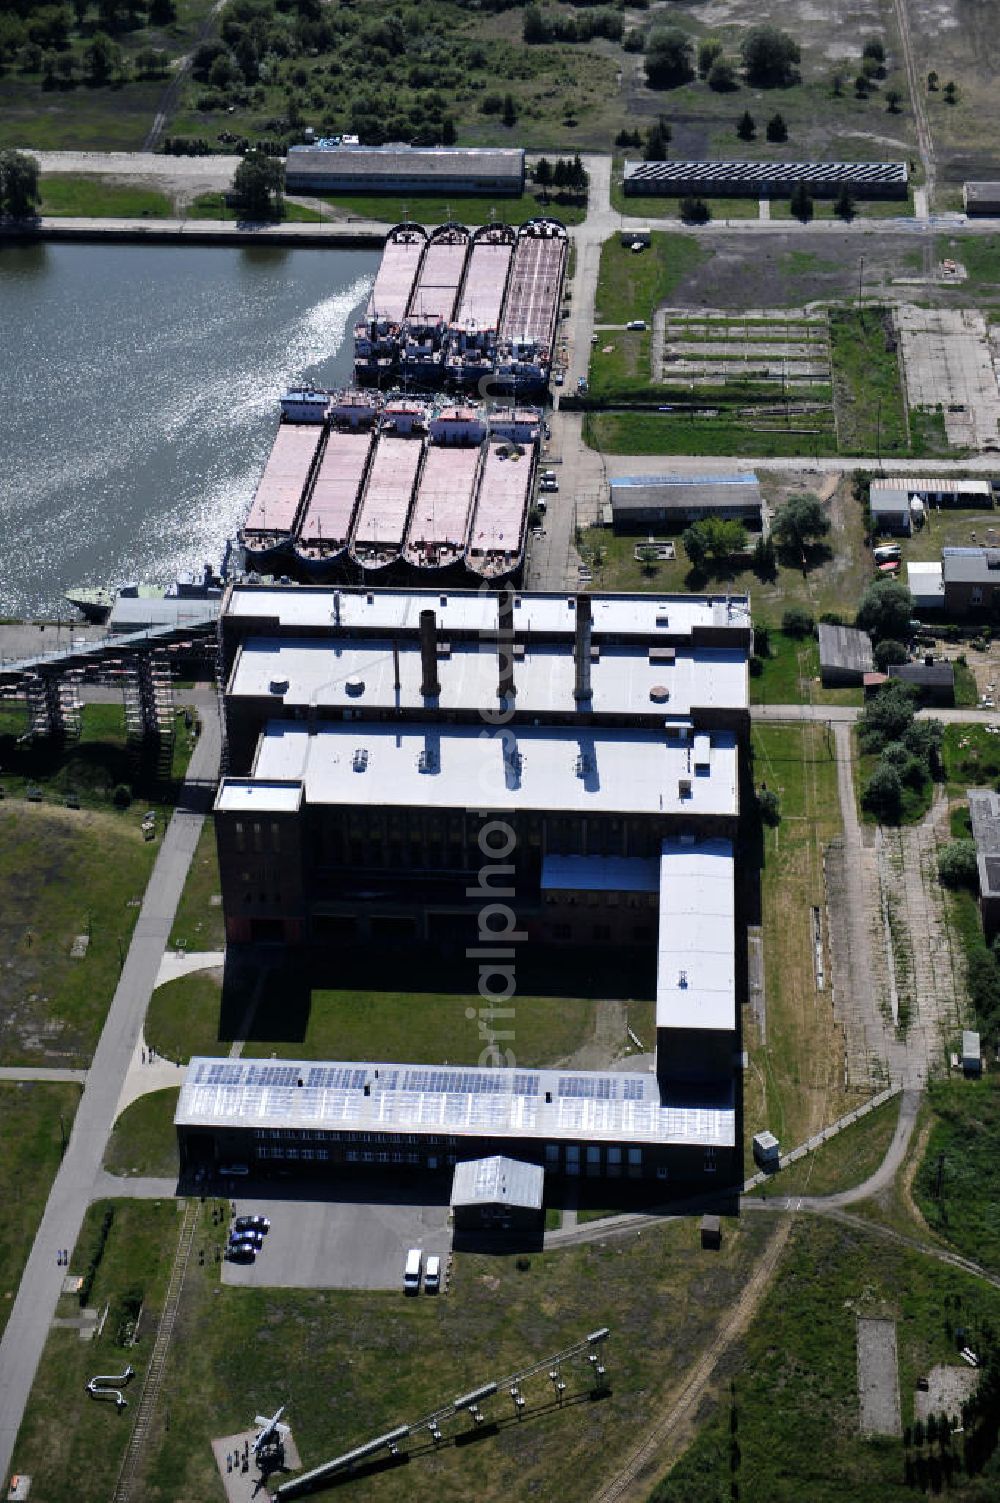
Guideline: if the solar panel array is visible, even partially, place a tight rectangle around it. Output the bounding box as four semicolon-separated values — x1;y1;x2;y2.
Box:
623;160;907;194
178;1058;735;1146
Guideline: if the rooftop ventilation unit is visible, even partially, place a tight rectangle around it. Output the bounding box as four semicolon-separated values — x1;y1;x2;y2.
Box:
679;777;692;799
269;678;289;695
345;679;365;696
352;748;369;772
574;753;593;778
417;748;439;773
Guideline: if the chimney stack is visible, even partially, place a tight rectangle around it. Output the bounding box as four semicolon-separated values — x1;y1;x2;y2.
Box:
419;609;440;697
574;593;593;703
497;588;516;701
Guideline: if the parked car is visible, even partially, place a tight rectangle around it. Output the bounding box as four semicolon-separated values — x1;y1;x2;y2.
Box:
234;1215;270;1233
424;1255;441;1293
404;1247;422;1294
225;1244;255;1264
229;1230;263;1250
626;319;647;331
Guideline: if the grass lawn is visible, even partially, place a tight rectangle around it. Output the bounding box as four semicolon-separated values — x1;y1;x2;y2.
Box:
585;409;840;459
746;724;857;1165
593;233;708;326
278;189;586;227
748;1094;901;1198
168;821;224;952
14;1201;776;1503
185;192;324;223
913;1075;1000;1272
39;174;173;219
943;723;1000;796
651;1216;1000;1502
145;969;654;1072
0;1082;80;1336
104;1088;180;1180
938;234;1000;296
1;803;162;1067
11;1197;197;1500
751;630;863;708
0;702;197;1066
829;306;910;457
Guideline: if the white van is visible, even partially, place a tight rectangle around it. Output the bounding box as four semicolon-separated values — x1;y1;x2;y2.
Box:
424;1255;441;1293
404;1248;422;1293
873;544;902;563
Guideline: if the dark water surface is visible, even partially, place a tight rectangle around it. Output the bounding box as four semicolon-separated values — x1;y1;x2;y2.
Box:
0;241;378;616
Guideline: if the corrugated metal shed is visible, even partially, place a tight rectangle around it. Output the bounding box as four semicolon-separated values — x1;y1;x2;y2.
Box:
450;1155;544;1210
818;624;874;684
964;182;1000;215
623;159;907;198
286;144;525;193
610;473;761;518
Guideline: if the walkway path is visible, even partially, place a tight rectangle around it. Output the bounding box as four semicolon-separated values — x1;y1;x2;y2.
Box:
0;703;220;1486
0;1068;86;1085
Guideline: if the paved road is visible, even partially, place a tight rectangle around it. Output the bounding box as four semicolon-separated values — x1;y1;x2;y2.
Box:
752;702;1000;727
0;703;220;1487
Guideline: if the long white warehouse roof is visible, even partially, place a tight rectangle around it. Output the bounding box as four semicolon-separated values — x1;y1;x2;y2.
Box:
657;838;735;1033
240;722;739;818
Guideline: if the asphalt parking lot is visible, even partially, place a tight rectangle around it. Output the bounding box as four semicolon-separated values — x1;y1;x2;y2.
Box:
220;1190;451;1290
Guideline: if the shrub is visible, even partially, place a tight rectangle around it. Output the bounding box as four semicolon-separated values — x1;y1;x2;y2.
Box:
757;788;781;826
112;783;132;809
862;762;902;820
781;606;814;638
938;840;979;891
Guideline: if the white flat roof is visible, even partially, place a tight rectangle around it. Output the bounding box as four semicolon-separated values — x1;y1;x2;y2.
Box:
906;561;944;601
228;638;749;718
215;779;303;814
249;722;739;817
657;838;735;1033
176;1057;735;1148
225;586;752;639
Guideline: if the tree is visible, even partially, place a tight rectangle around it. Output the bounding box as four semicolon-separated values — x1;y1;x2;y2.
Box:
927;70;938;90
231;152;285;221
789;181;813;221
873;638;908;671
758;788;781;826
854;73;871;98
192;38;228;81
857;578;912;640
938;840;979;891
831;70;844;97
740;26;800;87
862;761;902;820
863;39;885;64
637;545;660;577
736;109;756;141
858;681;918;752
886;88;901;113
645;27;694;89
523;4;546;44
441;117;456;146
681;524;709;570
765;112;788;142
680;195;710;224
943;80;957;104
148;0;176;22
926;1413;939;1446
85;29;119;82
0;148;40;219
912;1418;926;1448
772;493;831;556
708;58;737;91
209;50;239;89
834;184;855;220
698;38;723;78
753;622;771;658
502;92;517;127
645;116;671;159
535;156;552;189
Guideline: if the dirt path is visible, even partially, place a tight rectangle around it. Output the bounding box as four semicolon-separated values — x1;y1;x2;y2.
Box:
890;0;935;216
143;0;230;153
591;1221;792;1503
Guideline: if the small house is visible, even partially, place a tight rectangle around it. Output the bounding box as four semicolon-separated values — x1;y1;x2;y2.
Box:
451;1156;545;1242
818;623;874;687
752;1130;780;1170
887;660;955;706
700;1213;722;1249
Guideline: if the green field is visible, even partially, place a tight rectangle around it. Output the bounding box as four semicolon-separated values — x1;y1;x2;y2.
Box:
146;970;655;1074
751;630;863;708
652;1216;1000;1502
168;821;224;952
12;1200;775;1503
104;1088;180;1180
914;1076;1000;1271
585;409;840;459
829;306;910;456
746;724;855;1161
749;1094;900;1198
39;174;173;218
593;233;708;326
0;1082;80;1336
185;191;324;223
303;188;586;227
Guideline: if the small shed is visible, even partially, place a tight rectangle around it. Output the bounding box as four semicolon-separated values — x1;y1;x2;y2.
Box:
868;488;913;536
752;1130;780;1169
888;660;955;706
619;226;651;247
700;1213;722;1250
818;623;875;687
907;561;945;612
451;1156;545;1237
964;182;1000;217
962;1029;982;1077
